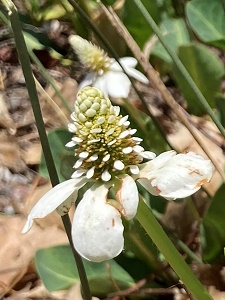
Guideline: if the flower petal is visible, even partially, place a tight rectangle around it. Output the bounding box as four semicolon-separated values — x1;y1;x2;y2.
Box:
105;71;131;98
110;57;148;85
138;151;213;199
116;175;139;220
22;178;86;233
138;150;176;178
78;73;95;90
92;75;109;97
119;57;138;68
125;66;149;84
72;184;124;262
110;57;137;71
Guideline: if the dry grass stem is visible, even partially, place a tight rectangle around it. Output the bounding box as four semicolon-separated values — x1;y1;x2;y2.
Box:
34;77;69;127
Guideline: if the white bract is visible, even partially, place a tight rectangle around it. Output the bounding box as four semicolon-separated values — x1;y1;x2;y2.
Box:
68;35;149;98
22;87;213;262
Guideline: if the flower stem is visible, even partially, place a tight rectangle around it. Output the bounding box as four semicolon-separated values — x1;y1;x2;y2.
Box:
6;3;91;299
136;198;213;300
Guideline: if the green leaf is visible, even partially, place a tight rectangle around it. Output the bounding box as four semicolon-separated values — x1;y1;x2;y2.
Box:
123;0;161;48
172;42;225;115
24;32;45;50
201;184;225;263
100;0;117;4
39;129;76;182
35;245;134;293
151;18;191;64
186;0;225;49
215;94;225;127
124;218;160;270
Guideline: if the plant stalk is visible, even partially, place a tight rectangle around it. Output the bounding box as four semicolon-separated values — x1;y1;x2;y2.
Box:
136;198;213;300
6;3;91;299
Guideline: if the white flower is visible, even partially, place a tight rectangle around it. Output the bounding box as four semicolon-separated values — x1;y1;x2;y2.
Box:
22;87;213;262
68;35;148;98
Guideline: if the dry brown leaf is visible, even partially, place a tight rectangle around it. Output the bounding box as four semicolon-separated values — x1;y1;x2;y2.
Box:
0;132;26;172
208;286;225;300
0;215;68;298
7;281;100;300
0;92;16;133
21;142;42;166
174;286;225;300
6;280;68;300
67;283;100;300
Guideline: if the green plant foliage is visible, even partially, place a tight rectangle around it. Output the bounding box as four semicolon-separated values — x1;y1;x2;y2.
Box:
186;0;225;49
100;0;117;4
115;252;153;282
20;0;73;23
215;94;225;127
172;42;225;115
35;245;135;293
123;0;161;48
151;18;191;64
200;184;225;263
124;218;160;270
37;4;69;21
39;129;76;182
23;31;45;50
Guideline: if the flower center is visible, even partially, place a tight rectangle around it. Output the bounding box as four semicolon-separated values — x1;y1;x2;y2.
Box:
69;35;111;76
69;87;146;182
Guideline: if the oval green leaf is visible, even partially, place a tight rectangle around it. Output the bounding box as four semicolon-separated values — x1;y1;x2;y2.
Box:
39;129;76;182
186;0;225;49
123;0;161;48
201;184;225;263
151;18;191;64
172;42;225;115
35;245;135;294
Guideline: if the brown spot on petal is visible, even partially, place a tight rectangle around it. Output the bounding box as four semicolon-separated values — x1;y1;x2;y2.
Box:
155;186;161;195
195;178;209;188
189;169;202;176
112;218;115;227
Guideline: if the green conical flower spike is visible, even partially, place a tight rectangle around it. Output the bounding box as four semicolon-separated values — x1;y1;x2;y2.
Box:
22;86;213;262
67;87;151;182
70;36;111;76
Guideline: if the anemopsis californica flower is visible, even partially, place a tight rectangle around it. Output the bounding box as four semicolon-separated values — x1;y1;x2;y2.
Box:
68;35;149;98
22;87;213;262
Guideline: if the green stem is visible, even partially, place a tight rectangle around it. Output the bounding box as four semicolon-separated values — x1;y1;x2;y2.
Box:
133;0;225;139
9;11;59;186
6;3;91;300
176;239;203;264
136;199;213;300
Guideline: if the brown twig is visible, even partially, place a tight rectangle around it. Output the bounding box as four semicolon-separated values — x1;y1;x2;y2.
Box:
105;279;146;298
